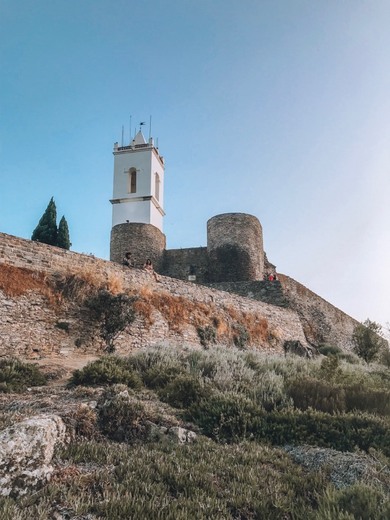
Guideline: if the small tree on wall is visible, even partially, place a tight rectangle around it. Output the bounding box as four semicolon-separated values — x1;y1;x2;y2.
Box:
86;291;137;353
31;198;71;250
31;197;58;246
57;216;71;250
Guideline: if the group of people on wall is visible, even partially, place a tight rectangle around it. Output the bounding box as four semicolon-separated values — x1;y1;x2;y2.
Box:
123;252;159;282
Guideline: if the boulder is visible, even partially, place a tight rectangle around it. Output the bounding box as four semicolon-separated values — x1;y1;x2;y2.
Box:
0;414;66;497
145;421;197;444
166;426;197;444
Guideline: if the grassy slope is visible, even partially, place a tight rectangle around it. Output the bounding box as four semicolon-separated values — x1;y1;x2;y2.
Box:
0;346;390;519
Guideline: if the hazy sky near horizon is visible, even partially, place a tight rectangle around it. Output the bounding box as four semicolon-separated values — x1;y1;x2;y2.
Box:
1;0;389;326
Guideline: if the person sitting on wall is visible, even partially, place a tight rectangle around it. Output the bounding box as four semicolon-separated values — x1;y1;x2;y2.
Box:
268;273;274;281
143;258;159;282
123;252;133;268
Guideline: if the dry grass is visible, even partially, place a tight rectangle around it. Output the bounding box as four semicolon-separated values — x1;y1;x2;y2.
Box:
0;264;59;304
132;287;271;347
242;312;269;343
51;267;125;302
106;273;123;294
223;306;270;346
132;287;215;332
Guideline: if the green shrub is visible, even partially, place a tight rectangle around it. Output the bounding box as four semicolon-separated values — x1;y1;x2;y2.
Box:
128;346;187;389
257;410;390;455
97;387;148;442
317;484;390;520
319;355;343;381
0;358;46;393
344;384;390;416
188;391;261;442
318;344;343;357
380;346;390;368
158;373;208;408
69;356;142;389
250;371;291;412
287;377;346;414
142;364;186;390
197;325;216;347
352;319;387;363
186;347;256;393
233;323;250;349
55;439;329;520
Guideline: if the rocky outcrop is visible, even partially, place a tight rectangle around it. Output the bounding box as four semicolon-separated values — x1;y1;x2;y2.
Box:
284;445;390;490
0;414;66;497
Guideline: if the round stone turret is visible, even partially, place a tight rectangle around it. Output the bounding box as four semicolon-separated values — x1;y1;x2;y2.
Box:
207;213;264;282
110;223;166;270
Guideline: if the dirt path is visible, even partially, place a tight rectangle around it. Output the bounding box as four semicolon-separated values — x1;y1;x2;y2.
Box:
33;354;100;386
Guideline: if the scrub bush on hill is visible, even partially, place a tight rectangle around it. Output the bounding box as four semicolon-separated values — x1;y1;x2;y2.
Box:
318;344;343;357
157;373;209;408
69;356;142;389
97;388;148;443
69;345;390;456
188;391;261;443
317;484;390;520
0;358;46;393
287;377;346;414
197;325;216;347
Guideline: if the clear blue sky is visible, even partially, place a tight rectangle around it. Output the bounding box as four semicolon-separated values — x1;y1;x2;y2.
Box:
1;0;389;326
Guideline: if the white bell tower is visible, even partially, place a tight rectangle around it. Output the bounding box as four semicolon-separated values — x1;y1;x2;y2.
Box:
110;129;166;266
110;130;165;230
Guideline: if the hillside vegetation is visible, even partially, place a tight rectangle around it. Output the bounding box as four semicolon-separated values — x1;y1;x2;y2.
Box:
1;345;390;519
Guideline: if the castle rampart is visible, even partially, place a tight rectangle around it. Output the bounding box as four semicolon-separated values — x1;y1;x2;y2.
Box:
0;231;359;357
0;231;309;359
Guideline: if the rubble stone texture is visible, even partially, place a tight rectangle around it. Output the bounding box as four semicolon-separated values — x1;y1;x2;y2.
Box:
0;414;66;497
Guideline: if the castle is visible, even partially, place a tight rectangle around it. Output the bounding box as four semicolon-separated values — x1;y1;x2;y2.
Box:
110;130;272;284
0;130;360;360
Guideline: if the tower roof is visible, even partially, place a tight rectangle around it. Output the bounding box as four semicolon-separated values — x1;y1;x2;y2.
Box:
133;130;147;145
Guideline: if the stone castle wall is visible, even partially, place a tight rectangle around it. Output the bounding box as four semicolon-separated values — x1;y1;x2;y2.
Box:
278;274;359;351
207;213;264;282
110;223;166;269
208;280;288;308
110;213;265;284
161;247;209;282
0;232;309;359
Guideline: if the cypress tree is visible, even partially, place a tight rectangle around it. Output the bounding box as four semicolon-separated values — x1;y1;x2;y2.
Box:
57;216;71;250
31;197;58;246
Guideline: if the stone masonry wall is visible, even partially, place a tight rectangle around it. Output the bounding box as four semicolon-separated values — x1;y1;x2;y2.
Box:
207;214;264;282
278;274;359;350
161;247;209;283
0;232;308;359
208;281;288;308
110;223;166;269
